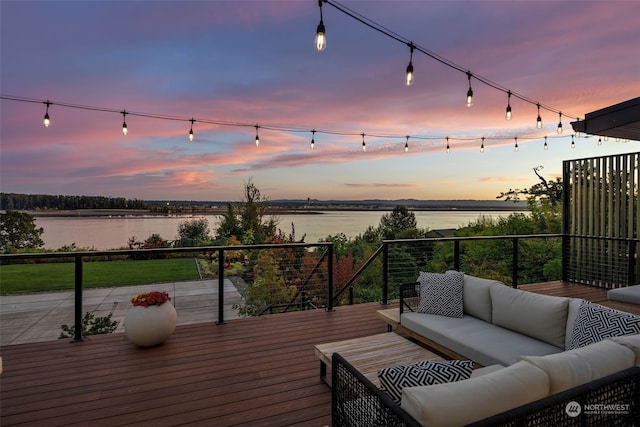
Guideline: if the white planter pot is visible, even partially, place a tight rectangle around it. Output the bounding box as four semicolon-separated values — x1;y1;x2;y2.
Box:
124;301;177;347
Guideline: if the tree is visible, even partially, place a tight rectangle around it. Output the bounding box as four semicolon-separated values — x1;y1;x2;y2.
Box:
215;178;278;244
0;211;44;252
497;166;563;206
177;218;210;244
378;205;418;240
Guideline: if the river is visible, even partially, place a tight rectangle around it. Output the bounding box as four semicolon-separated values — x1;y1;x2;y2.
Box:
35;210;521;250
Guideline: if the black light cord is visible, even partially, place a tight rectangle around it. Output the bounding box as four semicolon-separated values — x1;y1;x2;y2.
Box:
324;0;578;120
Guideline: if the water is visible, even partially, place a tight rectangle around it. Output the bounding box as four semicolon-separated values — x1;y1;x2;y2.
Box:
35;210;519;250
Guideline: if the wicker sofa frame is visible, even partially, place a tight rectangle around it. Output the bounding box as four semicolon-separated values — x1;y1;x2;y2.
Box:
331;351;640;426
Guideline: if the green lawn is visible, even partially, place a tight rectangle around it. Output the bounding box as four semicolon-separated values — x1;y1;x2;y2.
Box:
0;258;200;294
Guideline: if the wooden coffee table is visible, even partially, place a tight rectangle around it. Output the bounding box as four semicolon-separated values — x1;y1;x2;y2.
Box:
314;332;444;387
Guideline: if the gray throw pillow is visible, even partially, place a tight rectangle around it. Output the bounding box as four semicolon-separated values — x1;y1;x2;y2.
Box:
417;271;464;318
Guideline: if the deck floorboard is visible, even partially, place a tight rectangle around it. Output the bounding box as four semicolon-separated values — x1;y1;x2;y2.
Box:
2;281;639;426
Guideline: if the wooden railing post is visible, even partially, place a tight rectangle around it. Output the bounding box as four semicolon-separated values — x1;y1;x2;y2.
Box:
73;255;84;342
216;248;225;325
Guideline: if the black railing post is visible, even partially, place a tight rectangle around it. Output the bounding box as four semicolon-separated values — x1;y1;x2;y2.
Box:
512;238;519;288
628;240;636;288
454;240;460;271
73;255;84;342
216;248;225;325
382;242;389;304
326;243;334;311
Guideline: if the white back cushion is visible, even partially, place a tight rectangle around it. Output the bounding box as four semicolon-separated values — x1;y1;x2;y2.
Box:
520;339;635;394
401;360;549;427
491;284;569;348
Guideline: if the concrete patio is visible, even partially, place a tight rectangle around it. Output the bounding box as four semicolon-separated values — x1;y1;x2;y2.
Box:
0;279;243;346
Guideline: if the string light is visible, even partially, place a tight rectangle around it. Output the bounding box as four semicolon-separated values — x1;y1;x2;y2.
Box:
598;137;602;146
505;91;512;121
571;134;575;148
536;103;543;129
315;0;326;51
465;72;473;107
514;136;519;152
255;125;260;147
405;135;409;152
121;110;128;135
189;118;195;142
480;136;485;153
557;112;563;134
405;43;414;86
2;94;603;157
446;136;450;153
311;129;316;150
544;136;548;150
361;133;366;151
43;100;51;127
317;0;581;132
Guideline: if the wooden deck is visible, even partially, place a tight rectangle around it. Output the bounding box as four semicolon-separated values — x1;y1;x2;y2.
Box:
1;281;639;426
0;302;389;427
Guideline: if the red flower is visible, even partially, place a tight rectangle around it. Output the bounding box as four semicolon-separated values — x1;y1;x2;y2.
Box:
131;291;171;307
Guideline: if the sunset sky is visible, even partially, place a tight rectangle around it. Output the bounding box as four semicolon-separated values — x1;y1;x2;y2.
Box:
1;1;639;202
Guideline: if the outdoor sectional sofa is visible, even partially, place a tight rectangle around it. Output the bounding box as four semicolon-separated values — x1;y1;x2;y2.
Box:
332;272;640;426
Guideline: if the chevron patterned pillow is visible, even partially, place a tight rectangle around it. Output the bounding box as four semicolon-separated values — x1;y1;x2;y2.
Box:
568;300;640;350
417;271;465;317
378;359;474;404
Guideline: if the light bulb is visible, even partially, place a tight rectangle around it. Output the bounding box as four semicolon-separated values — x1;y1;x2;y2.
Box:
480;137;485;153
404;136;409;153
311;130;316;150
315;22;326;51
598;137;602;146
465;72;473;107
505;91;512;120
361;133;366;152
514;137;518;152
571;135;575;148
189;119;195;142
544;136;548;150
405;43;414;86
121;111;128;135
556;112;563;134
536;103;542;128
405;63;414;86
446;137;450;153
43;100;51;127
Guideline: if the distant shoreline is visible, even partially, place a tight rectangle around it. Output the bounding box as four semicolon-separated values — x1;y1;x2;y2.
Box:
25;206;527;218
